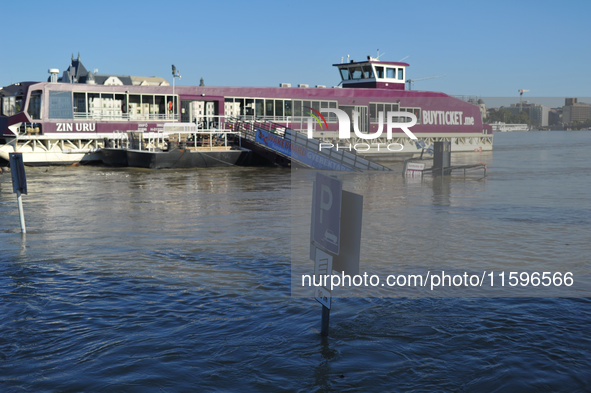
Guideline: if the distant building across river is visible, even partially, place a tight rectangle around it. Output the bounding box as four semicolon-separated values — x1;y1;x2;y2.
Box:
51;53;169;86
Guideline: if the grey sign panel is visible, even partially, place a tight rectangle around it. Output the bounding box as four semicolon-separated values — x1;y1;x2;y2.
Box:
311;173;342;255
9;153;27;195
331;190;362;276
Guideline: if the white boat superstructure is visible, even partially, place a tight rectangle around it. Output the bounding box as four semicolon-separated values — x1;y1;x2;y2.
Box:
490;122;530;132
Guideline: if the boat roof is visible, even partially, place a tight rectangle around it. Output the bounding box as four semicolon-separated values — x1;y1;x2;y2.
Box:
333;58;410;67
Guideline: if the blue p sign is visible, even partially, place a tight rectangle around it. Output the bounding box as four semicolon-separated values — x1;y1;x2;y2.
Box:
312;173;342;255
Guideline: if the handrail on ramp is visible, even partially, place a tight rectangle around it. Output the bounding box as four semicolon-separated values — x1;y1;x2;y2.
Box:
227;117;391;172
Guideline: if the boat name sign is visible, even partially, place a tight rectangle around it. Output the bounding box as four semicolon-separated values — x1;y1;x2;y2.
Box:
56;122;96;132
422;110;475;126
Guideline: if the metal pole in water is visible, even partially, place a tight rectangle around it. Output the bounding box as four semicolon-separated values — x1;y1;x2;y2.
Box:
16;190;26;233
9;152;27;234
321;305;330;336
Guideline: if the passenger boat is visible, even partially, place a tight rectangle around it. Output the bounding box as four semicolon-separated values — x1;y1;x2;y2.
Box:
0;54;492;165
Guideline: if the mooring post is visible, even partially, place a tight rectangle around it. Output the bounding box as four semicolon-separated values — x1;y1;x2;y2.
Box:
433;141;451;176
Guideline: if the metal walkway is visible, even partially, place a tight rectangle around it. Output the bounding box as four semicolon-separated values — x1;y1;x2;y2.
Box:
227;118;391;172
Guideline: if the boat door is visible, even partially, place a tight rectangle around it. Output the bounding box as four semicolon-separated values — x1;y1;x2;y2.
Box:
339;105;369;134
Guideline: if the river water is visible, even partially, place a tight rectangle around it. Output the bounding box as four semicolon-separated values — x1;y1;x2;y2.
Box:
1;131;590;392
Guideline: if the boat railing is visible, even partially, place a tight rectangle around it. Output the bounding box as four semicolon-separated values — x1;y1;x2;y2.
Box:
229;115;334;128
126;120;243;151
73;112;179;121
224;116;288;139
104;130;130;149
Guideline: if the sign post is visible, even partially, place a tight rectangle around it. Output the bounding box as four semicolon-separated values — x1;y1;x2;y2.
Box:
313;248;333;336
311;173;342;336
9;153;27;233
310;173;363;337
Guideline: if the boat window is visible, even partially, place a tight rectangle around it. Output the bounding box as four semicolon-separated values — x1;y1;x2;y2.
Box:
370;102;402;122
401;107;421;124
386;68;396;79
128;94;140;118
16;95;23;114
217;97;338;122
245;99;255;116
27;90;43;120
412;108;421;123
320;101;332;122
166;95;177;116
362;66;374;79
234;98;244;115
48;90;73;119
398;68;404;80
328;101;337;121
87;93;100;118
142;95;154;117
339;68;350;80
350;67;364;80
303;101;311;113
1;96;15;116
375;66;384;79
73;92;86;116
115;94;126;115
311;101;320;113
154;96;165;117
265;99;274;117
293;100;302;117
103;93;116;118
320;101;328;121
275;100;283;117
255;99;264;117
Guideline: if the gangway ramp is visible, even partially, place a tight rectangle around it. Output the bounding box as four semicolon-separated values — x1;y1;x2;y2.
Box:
228;118;391;172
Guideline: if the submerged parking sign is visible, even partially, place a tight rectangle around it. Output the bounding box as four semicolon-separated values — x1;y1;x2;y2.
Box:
311;173;342;255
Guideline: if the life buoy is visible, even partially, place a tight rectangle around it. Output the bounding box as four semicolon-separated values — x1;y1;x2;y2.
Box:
169;101;173;111
121;104;127;113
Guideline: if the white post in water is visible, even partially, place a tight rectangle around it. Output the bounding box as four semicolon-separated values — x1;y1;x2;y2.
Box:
9;153;27;233
16;190;26;233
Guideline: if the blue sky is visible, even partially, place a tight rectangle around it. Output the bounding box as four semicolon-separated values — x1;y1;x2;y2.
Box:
1;0;589;99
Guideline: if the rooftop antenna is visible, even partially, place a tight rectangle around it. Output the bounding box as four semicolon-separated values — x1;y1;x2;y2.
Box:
366;49;385;62
399;55;410;62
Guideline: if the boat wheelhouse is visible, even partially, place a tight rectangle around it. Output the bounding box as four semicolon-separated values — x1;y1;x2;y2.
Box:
1;54;492;165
